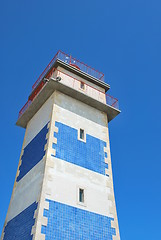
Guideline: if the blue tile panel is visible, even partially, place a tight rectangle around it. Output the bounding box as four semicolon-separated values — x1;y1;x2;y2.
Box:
41;200;116;240
3;201;37;240
52;122;108;175
17;123;49;182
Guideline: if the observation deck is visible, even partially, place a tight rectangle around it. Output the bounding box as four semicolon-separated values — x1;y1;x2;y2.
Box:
16;50;120;128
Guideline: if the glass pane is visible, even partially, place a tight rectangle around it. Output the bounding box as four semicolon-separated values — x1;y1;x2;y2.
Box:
80;129;84;139
79;189;84;203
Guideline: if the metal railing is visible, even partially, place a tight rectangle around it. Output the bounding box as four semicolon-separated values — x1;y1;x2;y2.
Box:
106;95;119;110
32;50;105;91
18;100;31;119
18;67;119;119
32;51;59;90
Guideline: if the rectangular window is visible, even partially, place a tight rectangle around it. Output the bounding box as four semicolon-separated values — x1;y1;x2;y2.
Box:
80;81;85;90
80;129;84;140
79;188;84;203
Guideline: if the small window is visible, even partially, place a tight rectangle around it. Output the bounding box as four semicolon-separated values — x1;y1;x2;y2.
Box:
79;188;84;203
80;129;84;140
80;81;85;90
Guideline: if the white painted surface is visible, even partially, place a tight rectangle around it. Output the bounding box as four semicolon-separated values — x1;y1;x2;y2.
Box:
45;157;112;218
7;160;45;222
24;94;54;147
55;66;106;104
56;66;105;92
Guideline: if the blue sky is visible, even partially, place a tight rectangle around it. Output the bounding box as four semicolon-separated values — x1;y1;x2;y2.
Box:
0;0;161;239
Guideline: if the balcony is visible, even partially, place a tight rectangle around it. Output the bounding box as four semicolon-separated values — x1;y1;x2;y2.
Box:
17;51;120;128
32;50;105;91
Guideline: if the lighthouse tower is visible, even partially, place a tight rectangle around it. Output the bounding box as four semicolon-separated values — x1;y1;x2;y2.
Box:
1;51;121;240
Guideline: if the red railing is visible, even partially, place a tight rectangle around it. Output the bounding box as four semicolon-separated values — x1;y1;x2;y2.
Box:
106;95;119;109
18;100;32;119
32;51;59;90
32;50;104;91
18;66;118;119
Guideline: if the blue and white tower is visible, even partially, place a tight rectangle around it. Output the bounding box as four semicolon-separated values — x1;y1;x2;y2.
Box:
1;51;121;240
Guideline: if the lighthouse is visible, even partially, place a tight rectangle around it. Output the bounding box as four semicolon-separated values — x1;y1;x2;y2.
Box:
1;50;121;240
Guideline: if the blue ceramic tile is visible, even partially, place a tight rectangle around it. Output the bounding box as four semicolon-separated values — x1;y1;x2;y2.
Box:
52;122;108;175
3;202;37;240
41;200;116;240
17;123;49;182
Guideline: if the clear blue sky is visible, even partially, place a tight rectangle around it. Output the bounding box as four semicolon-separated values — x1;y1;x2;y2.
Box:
0;0;161;239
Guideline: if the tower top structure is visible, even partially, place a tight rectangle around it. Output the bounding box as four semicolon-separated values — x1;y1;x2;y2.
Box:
16;50;120;128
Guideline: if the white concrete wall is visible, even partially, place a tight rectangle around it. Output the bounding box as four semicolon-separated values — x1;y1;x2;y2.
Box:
54;91;107;130
24;93;54;148
45;157;112;218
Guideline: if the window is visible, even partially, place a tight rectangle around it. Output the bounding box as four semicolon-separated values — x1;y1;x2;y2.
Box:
80;81;85;90
77;186;86;206
79;188;84;203
78;128;86;143
80;129;84;140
